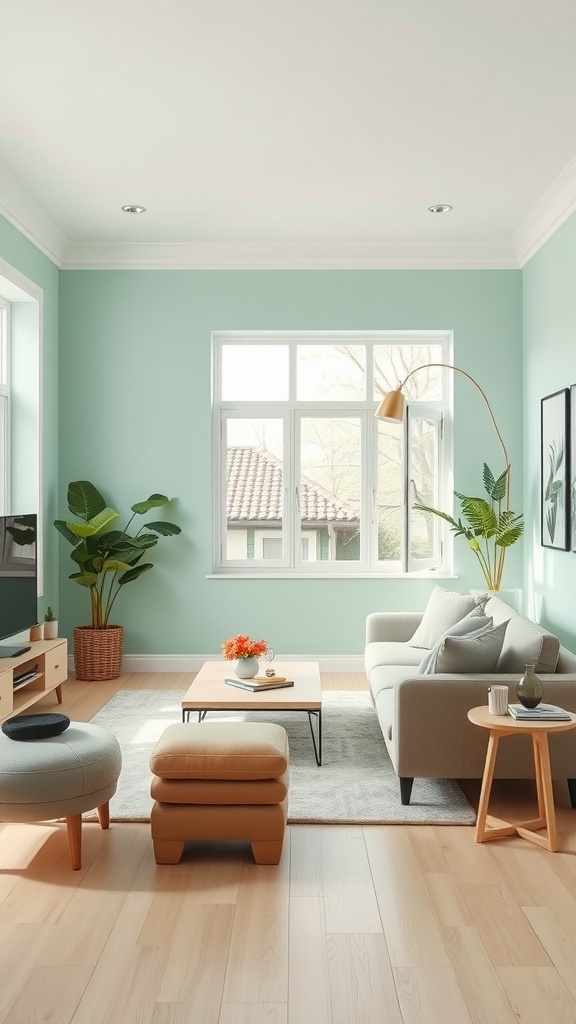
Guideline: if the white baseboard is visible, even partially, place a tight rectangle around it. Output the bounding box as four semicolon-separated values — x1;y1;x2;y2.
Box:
67;653;366;674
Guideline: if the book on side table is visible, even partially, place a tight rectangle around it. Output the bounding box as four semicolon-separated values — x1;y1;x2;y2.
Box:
508;703;571;721
225;677;294;692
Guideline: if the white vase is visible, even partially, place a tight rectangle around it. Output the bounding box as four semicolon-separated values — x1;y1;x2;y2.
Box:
43;620;58;640
235;656;259;679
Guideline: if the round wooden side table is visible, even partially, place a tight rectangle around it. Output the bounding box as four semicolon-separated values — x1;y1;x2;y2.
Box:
467;705;576;852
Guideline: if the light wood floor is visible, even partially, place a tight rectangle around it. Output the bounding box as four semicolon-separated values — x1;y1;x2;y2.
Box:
1;671;576;1023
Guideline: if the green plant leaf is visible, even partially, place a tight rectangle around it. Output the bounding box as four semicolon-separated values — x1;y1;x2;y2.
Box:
54;519;80;545
454;494;498;535
69;570;99;588
141;521;182;537
64;507;119;537
131;494;171;514
117;563;153;585
67;480;107;522
482;465;508;502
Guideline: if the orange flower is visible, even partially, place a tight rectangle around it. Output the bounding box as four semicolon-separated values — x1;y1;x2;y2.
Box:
221;634;268;659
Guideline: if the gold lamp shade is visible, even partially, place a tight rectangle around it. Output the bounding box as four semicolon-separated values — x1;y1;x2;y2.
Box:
374;389;406;422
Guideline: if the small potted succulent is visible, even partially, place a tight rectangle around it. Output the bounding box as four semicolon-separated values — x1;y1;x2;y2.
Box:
43;605;58;640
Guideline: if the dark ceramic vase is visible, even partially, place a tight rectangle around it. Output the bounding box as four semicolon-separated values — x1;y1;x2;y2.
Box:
516;664;543;709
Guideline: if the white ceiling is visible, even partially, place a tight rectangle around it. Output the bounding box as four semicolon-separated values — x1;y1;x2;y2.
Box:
1;0;576;268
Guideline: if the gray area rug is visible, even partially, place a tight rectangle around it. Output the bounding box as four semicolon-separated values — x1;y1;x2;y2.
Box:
90;689;476;825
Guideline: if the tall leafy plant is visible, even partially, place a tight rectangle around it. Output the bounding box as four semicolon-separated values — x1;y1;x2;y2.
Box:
413;464;524;592
55;480;182;628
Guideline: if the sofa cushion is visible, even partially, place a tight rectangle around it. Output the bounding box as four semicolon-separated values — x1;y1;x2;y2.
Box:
417;616;493;674
419;620;509;675
365;641;423;678
369;665;419;702
496;615;560;674
408;586;486;649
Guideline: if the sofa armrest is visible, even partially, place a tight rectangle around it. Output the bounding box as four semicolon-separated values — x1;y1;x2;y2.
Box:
389;673;576;779
365;611;423;644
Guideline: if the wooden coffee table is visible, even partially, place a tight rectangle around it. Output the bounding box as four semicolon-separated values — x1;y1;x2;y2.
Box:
181;660;323;765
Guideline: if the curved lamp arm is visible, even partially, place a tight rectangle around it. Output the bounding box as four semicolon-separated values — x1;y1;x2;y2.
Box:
374;362;510;510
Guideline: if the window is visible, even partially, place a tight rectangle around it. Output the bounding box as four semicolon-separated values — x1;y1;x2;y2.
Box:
0;300;9;514
213;332;450;576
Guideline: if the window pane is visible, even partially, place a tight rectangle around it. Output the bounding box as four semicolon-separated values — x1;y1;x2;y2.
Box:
225;418;284;560
373;344;443;402
221;345;289;401
299;417;360;562
297;345;365;400
376;419;403;561
409;413;439;561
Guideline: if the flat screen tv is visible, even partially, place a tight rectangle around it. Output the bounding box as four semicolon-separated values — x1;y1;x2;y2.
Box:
0;513;37;657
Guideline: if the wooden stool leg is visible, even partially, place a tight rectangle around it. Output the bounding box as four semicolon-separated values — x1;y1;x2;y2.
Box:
97;802;110;830
65;814;82;870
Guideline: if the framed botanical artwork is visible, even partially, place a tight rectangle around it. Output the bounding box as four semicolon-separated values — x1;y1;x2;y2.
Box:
571;384;576;550
541;388;570;550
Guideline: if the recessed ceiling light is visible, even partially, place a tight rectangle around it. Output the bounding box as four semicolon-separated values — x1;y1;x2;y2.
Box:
428;204;453;214
121;204;146;214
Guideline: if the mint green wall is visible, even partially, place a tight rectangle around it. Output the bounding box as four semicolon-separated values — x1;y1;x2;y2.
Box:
523;212;576;651
59;269;522;656
0;216;60;619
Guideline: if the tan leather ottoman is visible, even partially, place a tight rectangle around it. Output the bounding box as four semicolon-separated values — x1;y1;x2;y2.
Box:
149;720;289;865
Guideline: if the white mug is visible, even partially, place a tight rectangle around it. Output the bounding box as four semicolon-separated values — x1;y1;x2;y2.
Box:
488;684;509;716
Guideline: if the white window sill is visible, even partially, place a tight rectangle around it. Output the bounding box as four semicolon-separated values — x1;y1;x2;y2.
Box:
206;571;458;580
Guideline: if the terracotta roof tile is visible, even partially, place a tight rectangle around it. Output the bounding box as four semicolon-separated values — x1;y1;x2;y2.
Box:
227;446;359;524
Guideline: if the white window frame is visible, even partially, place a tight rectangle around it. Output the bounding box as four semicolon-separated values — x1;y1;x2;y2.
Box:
0;300;10;515
212;330;452;577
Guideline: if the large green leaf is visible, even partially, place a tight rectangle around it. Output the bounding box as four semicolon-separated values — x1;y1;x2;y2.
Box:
102;559;134;574
482;464;508;503
141;521;182;537
69;570;99;588
131;494;171;515
454;494;498;535
118;563;153;585
54;519;80;545
63;507;119;538
67;481;108;522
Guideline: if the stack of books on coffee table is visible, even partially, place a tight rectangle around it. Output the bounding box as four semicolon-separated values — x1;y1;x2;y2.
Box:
508;703;571;721
225;675;294;692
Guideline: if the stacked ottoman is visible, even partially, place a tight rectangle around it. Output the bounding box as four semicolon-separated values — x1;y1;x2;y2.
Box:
149;720;289;865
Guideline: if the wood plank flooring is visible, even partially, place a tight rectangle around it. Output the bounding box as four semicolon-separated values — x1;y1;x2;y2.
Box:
1;670;576;1023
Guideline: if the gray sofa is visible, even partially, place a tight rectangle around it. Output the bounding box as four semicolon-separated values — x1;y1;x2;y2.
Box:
365;592;576;804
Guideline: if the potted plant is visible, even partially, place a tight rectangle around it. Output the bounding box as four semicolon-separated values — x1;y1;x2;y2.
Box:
413;464;524;592
55;480;182;681
43;605;58;640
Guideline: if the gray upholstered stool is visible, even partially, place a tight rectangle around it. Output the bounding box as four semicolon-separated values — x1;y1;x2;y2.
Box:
0;722;122;869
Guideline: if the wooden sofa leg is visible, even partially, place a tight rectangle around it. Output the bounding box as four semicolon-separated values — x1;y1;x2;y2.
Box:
399;777;414;805
567;779;576;808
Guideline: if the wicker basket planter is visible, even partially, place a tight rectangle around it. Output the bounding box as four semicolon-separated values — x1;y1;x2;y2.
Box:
73;625;124;681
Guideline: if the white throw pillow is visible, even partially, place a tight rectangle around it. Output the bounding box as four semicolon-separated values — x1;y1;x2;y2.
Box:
419;620;509;675
417;615;493;674
409;586;487;650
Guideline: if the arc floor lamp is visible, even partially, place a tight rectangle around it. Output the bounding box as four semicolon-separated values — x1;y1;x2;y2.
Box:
373;362;511;512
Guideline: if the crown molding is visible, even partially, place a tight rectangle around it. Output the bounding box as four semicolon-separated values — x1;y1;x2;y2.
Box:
59;239;518;270
513;153;576;267
0;167;67;267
